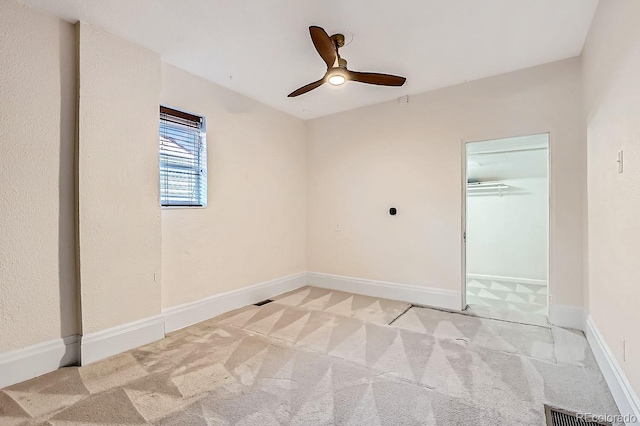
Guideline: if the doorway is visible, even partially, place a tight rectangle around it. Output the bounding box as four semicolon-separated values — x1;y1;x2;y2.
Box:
463;134;549;323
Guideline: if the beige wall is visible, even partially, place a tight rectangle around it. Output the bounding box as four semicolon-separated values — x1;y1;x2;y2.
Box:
0;3;306;353
582;0;640;394
159;63;307;309
307;58;585;308
0;0;77;351
77;23;162;334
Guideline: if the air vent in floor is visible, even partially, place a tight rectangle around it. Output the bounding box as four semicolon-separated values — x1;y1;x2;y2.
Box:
545;405;612;426
254;299;273;306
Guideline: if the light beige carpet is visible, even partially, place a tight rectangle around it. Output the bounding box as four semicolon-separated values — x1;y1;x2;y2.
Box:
0;286;620;425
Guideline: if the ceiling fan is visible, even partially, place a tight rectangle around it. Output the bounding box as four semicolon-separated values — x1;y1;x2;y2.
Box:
288;26;407;97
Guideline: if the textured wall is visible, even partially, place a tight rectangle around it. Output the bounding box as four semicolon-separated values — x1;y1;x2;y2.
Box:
307;58;585;308
159;63;307;308
582;0;640;395
77;22;162;334
0;0;77;351
0;2;593;363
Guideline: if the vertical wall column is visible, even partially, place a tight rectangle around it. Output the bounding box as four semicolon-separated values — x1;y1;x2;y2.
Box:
77;22;163;364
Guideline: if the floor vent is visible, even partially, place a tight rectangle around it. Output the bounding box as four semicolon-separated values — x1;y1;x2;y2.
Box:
254;299;273;307
545;405;612;426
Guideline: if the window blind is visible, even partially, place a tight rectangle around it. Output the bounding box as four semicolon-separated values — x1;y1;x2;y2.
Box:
159;106;207;207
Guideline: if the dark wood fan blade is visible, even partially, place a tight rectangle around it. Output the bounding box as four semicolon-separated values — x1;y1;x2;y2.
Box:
288;78;325;97
348;71;406;86
309;26;337;68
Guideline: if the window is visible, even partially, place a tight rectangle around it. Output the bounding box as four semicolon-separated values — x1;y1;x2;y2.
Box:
159;106;207;207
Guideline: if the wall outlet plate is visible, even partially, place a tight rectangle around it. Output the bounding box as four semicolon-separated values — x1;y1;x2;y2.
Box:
617;150;623;173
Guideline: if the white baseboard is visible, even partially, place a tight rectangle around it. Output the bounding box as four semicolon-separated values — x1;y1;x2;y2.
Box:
307;272;462;311
0;335;78;389
163;272;307;333
586;315;640;425
467;273;547;286
80;315;164;366
1;273;308;384
549;304;586;331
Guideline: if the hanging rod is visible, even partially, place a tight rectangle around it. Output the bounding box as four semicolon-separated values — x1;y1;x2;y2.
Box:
467;181;509;196
467;181;508;189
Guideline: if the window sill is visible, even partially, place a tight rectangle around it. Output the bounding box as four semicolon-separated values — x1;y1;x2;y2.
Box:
161;205;207;210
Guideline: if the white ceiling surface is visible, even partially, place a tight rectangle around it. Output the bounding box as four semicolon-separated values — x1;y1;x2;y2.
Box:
467;134;549;181
21;0;598;120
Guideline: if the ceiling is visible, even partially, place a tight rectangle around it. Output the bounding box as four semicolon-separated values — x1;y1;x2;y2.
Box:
20;0;598;120
467;134;549;181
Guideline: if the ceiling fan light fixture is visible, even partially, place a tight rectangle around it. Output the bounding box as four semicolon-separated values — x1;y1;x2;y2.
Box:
328;74;346;86
327;67;348;86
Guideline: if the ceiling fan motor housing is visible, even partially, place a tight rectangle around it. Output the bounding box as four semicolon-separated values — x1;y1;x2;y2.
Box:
330;33;345;48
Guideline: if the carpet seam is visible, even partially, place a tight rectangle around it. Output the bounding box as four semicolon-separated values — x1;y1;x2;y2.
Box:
221;322;438;391
387;304;413;326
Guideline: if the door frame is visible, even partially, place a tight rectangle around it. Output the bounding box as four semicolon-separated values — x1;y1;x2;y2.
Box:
461;132;552;315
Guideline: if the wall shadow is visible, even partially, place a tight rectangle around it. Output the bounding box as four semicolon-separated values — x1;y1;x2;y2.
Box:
58;19;79;364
